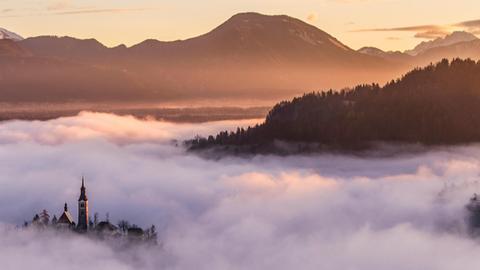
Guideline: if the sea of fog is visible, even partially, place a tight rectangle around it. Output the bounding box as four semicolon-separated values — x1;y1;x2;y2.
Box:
1;111;480;269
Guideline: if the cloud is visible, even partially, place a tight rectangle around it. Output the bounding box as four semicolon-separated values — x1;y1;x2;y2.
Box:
331;0;372;3
306;13;318;23
0;2;156;18
47;0;74;11
353;24;447;34
455;19;480;35
331;0;396;3
1;112;480;269
456;19;480;28
53;8;154;16
386;36;401;41
0;111;261;145
414;29;451;39
352;18;480;39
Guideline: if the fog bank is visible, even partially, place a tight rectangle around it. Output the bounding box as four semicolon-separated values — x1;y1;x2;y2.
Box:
1;112;480;269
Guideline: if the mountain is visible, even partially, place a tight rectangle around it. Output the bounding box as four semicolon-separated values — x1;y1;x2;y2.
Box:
0;28;23;41
19;36;109;62
0;39;31;57
0;12;399;103
122;12;394;100
405;31;478;56
3;13;480;105
358;32;480;64
188;59;480;153
358;46;388;57
359;32;480;70
130;12;360;64
416;39;480;63
358;46;411;62
0;38;142;102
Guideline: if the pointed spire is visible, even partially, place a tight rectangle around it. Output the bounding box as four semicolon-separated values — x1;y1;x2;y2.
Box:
78;176;88;201
64;202;68;211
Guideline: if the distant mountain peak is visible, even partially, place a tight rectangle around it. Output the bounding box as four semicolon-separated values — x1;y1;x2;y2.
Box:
406;31;478;56
220;12;306;31
205;12;352;52
0;28;23;41
228;12;291;20
358;46;386;55
448;31;478;40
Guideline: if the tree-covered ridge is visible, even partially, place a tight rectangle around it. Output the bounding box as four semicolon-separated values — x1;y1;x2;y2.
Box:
188;59;480;152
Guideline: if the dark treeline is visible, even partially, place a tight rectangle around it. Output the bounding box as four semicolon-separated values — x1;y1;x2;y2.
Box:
188;59;480;153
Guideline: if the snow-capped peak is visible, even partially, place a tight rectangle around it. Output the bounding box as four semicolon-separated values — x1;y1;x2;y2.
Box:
0;28;24;41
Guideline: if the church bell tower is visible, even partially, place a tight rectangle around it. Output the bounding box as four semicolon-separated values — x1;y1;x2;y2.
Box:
77;177;89;231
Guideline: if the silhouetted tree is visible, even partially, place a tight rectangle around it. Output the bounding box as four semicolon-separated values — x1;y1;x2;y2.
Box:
118;220;131;233
94;212;99;227
145;225;158;245
39;209;50;225
51;215;57;225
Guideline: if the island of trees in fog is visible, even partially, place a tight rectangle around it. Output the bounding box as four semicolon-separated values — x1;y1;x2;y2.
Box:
188;59;480;153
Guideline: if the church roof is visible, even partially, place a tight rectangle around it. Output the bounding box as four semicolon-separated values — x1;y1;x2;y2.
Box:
57;203;74;225
57;211;74;225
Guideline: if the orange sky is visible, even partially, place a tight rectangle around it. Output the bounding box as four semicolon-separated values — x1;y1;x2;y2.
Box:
1;0;479;51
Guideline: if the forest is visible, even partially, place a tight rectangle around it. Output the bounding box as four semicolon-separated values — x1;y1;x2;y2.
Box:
188;59;480;153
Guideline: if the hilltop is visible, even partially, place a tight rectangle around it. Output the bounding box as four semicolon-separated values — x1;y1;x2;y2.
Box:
188;59;480;153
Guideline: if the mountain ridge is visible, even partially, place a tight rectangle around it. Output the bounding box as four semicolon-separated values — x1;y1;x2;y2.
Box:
406;31;478;56
0;28;23;41
1;13;480;104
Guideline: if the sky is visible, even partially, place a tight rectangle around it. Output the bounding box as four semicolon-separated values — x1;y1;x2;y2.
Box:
2;112;480;269
1;0;479;51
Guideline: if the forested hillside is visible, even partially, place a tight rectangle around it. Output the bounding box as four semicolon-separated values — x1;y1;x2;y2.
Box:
189;59;480;152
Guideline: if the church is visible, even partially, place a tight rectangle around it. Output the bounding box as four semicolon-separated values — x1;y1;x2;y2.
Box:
28;177;158;244
55;177;89;231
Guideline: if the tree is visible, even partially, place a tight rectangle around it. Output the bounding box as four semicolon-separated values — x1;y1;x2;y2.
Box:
88;216;94;229
117;220;130;233
187;59;480;153
51;215;58;225
93;212;99;228
39;209;50;225
145;225;158;245
32;214;40;223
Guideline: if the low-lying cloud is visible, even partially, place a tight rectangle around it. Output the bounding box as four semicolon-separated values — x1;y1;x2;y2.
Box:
1;112;480;269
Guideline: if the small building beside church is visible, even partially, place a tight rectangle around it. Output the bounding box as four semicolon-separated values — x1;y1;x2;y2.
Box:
56;203;75;229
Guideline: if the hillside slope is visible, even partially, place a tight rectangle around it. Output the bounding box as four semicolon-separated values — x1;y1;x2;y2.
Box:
189;59;480;152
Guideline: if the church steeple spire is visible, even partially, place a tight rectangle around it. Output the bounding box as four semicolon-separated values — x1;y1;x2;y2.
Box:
64;202;68;212
78;176;87;201
77;177;89;231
